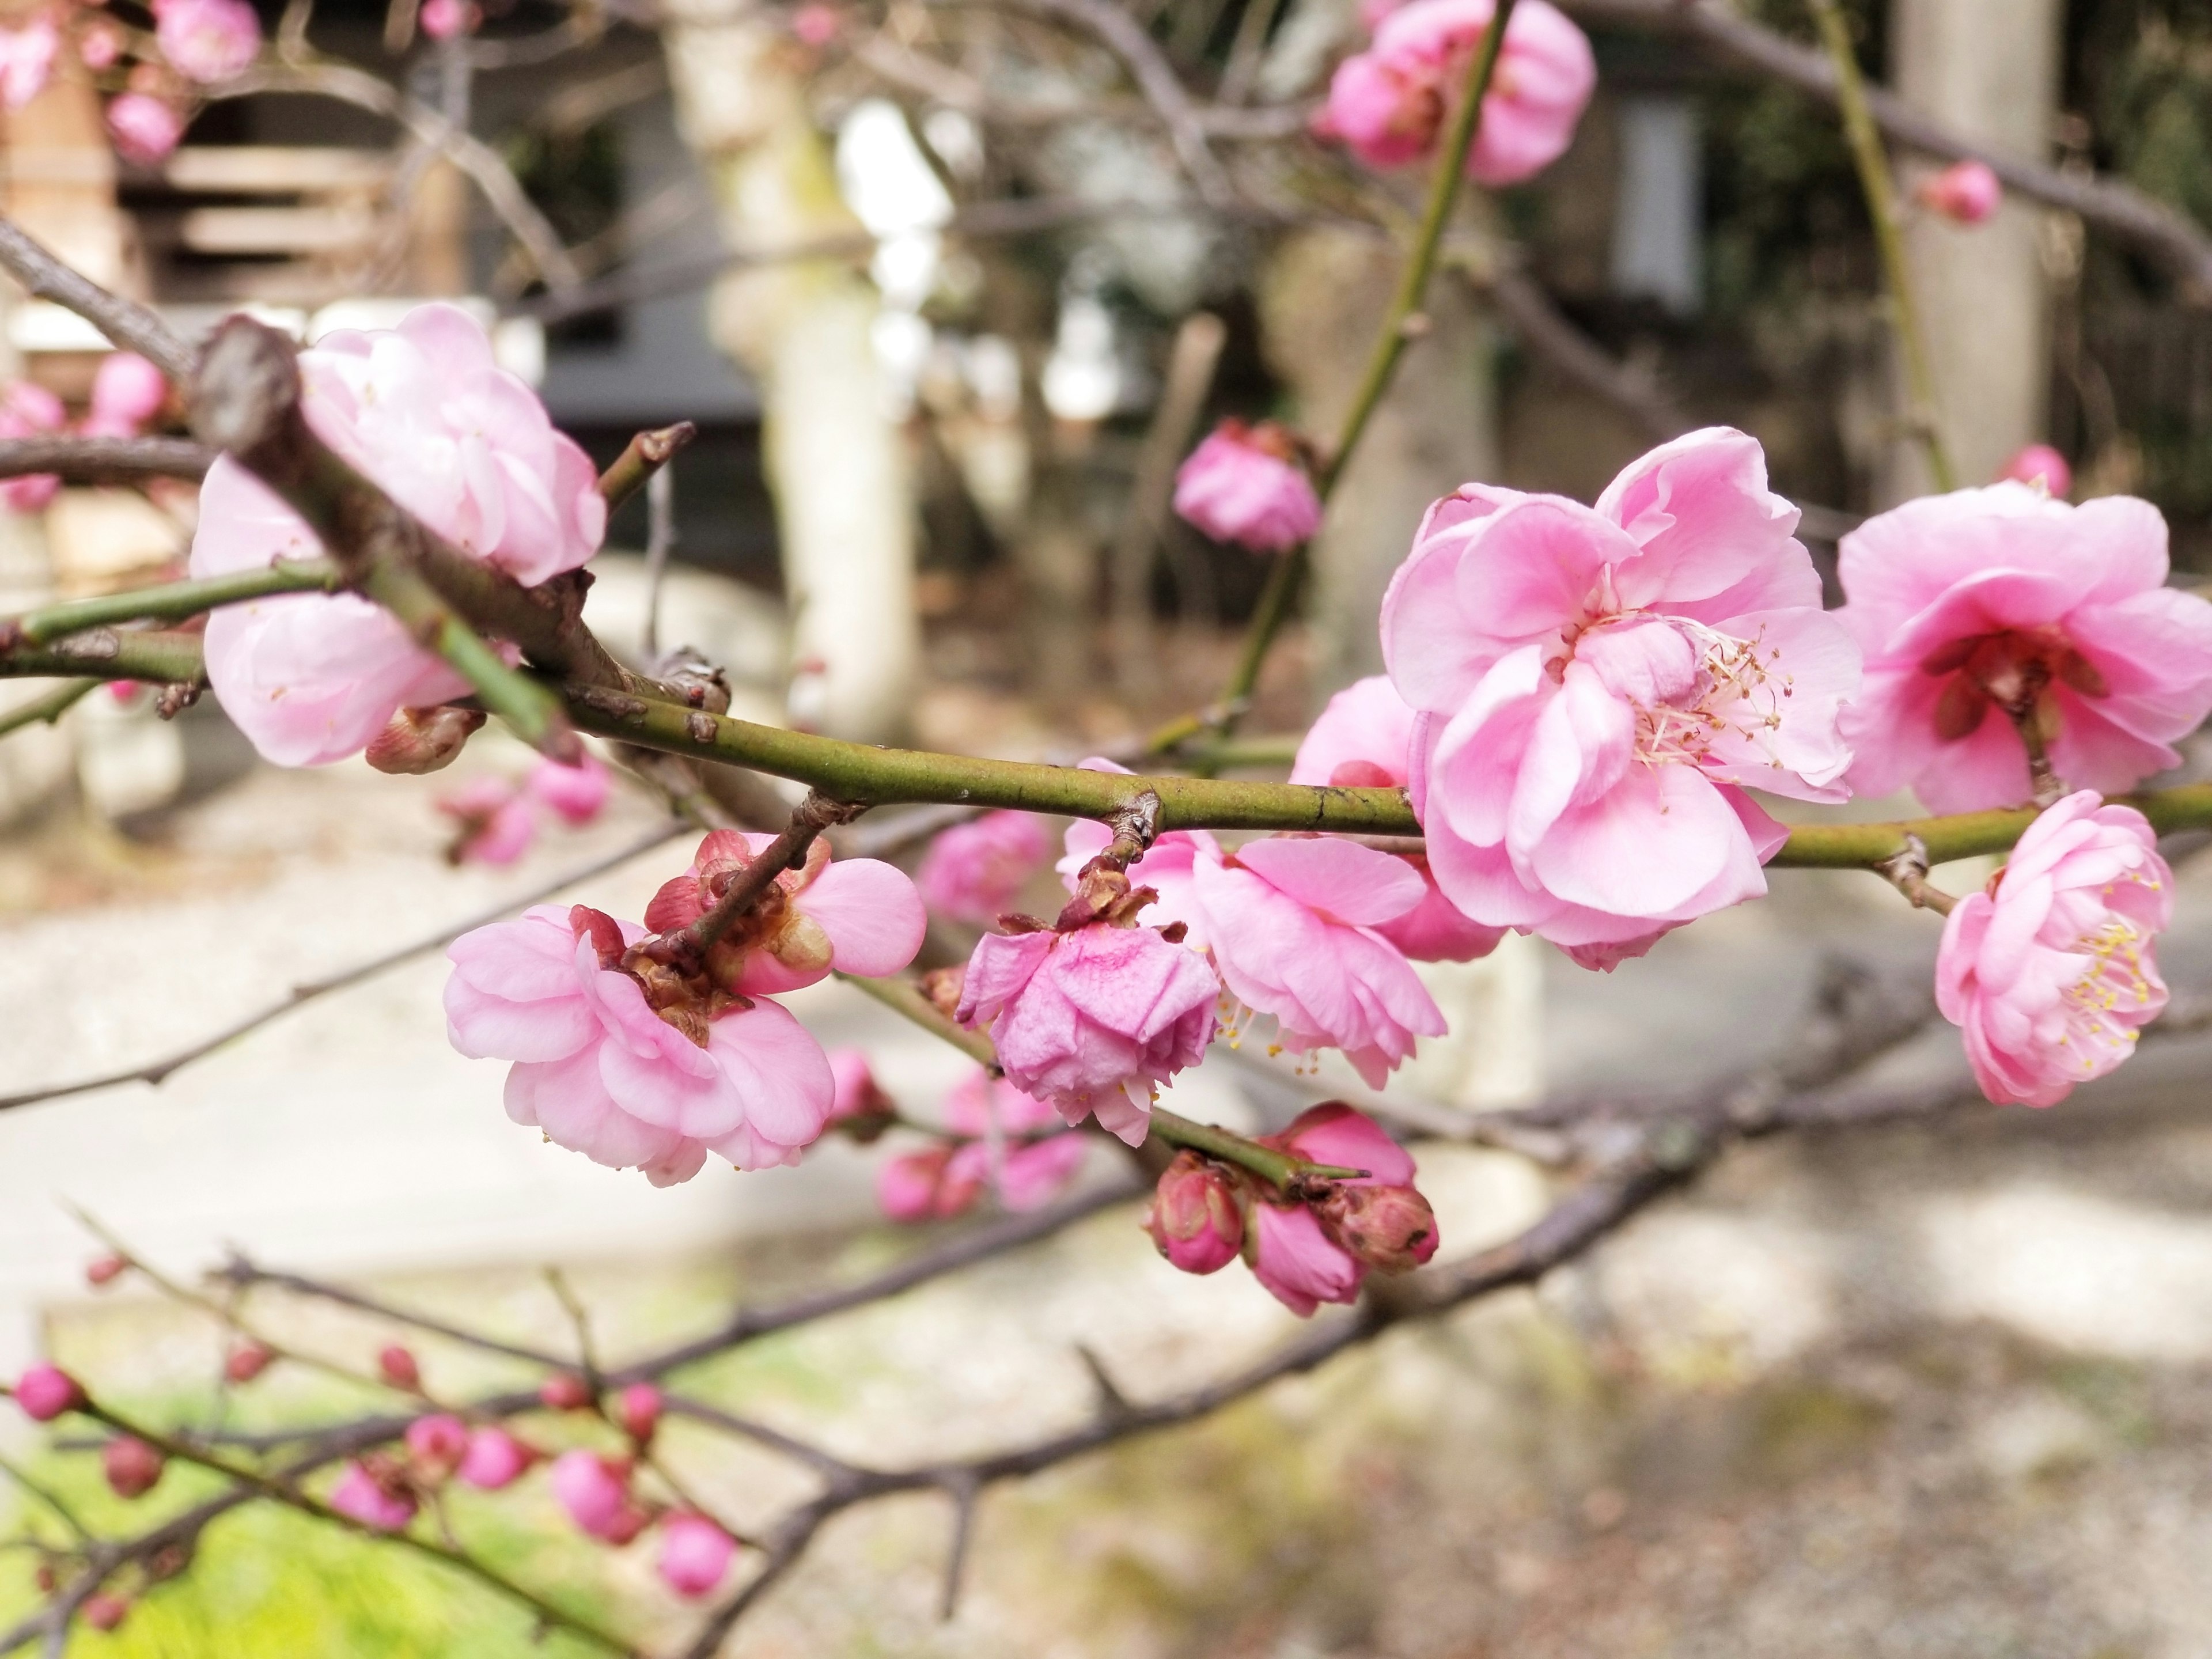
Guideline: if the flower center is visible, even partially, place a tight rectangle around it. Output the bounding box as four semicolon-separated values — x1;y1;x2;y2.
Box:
1919;627;2108;741
2058;910;2157;1071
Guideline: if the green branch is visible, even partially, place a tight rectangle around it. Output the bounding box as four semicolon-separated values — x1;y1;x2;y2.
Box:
0;679;97;738
0;630;209;684
0;560;339;647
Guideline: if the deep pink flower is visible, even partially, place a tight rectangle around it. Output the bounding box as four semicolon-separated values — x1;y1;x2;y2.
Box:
916;810;1050;926
1145;1150;1243;1274
419;0;478;39
330;1463;418;1532
658;1512;737;1598
404;1414;469;1482
1937;791;2171;1108
0;380;63;514
1917;159;2001;225
527;753;611;825
0;18;55;111
1172;422;1323;554
1247;1202;1363;1316
1836;484;2212;812
1382;427;1859;964
1998;443;2071;498
444;903;838;1183
551;1450;646;1543
458;1426;535;1490
12;1363;82;1422
1247;1105;1435;1313
1316;0;1594;188
107;93;184;165
616;1382;662;1443
956;919;1219;1146
154;0;260;82
438;777;537;866
88;353;169;434
642;830;926;997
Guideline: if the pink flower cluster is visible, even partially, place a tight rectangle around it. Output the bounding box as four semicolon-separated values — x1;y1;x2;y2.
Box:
874;1063;1089;1221
1172;421;1324;554
435;753;613;867
0;355;171;513
192;304;607;767
915;809;1050;926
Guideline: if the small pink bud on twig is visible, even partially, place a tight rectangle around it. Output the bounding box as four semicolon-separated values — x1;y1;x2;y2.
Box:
658;1512;737;1597
539;1372;593;1412
102;1435;165;1499
377;1344;421;1391
225;1341;273;1384
404;1413;470;1484
329;1460;418;1532
1143;1151;1244;1275
1916;159;2002;225
552;1450;649;1543
13;1363;84;1422
458;1426;536;1490
616;1382;662;1444
81;1593;128;1633
1317;1183;1440;1272
84;1255;126;1287
365;705;486;775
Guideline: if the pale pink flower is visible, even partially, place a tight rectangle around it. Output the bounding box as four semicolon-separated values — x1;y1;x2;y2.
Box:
916;810;1050;926
875;1144;982;1222
1316;0;1595;188
0;380;64;514
1172;421;1323;554
551;1450;646;1544
89;353;169;434
153;0;259;83
1917;158;2001;225
642;830;926;997
1836;484;2212;812
893;1069;1091;1218
329;1463;417;1532
1144;1150;1243;1274
525;753;610;825
0;18;56;111
11;1362;82;1422
444;903;838;1182
1382;427;1859;964
659;1513;737;1599
418;0;477;39
78;21;123;70
941;1064;1061;1137
107;93;184;165
438;776;536;866
457;1427;535;1490
1997;442;2071;499
1937;791;2172;1108
956;920;1219;1146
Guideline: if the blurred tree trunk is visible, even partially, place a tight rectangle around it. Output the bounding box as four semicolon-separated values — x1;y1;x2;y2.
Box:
1885;0;2063;498
1258;226;1499;697
660;0;919;741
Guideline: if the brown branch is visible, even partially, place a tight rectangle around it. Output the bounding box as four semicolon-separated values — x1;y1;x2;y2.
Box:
0;436;213;483
0;221;192;380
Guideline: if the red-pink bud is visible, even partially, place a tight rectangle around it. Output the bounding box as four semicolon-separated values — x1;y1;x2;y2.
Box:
551;1450;647;1543
1997;442;2071;498
458;1426;536;1490
377;1344;421;1391
225;1342;274;1384
102;1435;165;1499
81;1593;128;1632
616;1382;662;1444
658;1511;737;1597
539;1372;593;1412
85;1255;126;1287
13;1363;83;1422
1317;1183;1439;1272
1143;1151;1243;1275
1917;159;2001;225
329;1460;418;1532
365;704;486;775
404;1414;470;1482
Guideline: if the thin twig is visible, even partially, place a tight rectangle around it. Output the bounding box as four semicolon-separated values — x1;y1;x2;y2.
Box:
0;436;213;483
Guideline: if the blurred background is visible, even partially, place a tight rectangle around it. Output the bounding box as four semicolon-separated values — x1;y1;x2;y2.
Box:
7;0;2212;1652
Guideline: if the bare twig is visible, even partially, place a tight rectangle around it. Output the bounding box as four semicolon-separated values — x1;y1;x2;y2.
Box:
0;435;214;483
0;221;192;379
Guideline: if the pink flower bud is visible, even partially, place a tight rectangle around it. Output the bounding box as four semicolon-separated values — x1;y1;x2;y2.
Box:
1917;159;2001;225
825;1048;896;1138
458;1426;535;1490
377;1344;421;1391
107;92;184;166
616;1382;662;1444
0;18;56;111
551;1450;647;1543
791;2;839;45
1172;422;1323;554
329;1461;418;1532
874;1144;982;1223
225;1342;274;1384
13;1363;83;1422
78;21;124;70
916;810;1051;926
365;704;485;775
1317;1183;1439;1272
1143;1151;1243;1275
419;0;478;39
0;380;62;514
525;753;611;825
1997;442;2070;498
404;1413;470;1482
89;353;168;433
438;776;537;866
85;1255;126;1286
102;1435;165;1499
81;1593;128;1633
539;1372;593;1412
1247;1201;1364;1317
658;1511;737;1598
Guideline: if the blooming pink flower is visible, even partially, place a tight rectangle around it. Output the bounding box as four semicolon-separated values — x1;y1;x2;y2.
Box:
551;1451;646;1544
107;93;184;165
153;0;259;82
438;776;537;866
526;753;611;825
88;353;169;434
659;1512;737;1599
941;1064;1059;1137
933;1067;1091;1210
1316;0;1595;188
1917;159;2001;225
1247;1104;1435;1313
12;1363;82;1422
1835;484;2212;812
444;903;838;1183
191;304;606;766
78;21;123;70
419;0;478;39
404;1414;469;1482
458;1426;535;1490
1247;1201;1363;1316
103;1436;164;1499
1382;427;1859;964
875;1143;983;1222
330;1463;418;1532
916;810;1050;926
1145;1150;1243;1274
1937;792;2171;1108
0;18;56;111
1997;442;2071;499
1172;422;1324;554
0;380;64;514
642;830;926;997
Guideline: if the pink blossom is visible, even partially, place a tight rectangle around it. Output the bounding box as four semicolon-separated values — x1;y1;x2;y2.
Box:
12;1363;82;1422
826;1048;893;1123
102;1436;164;1500
1247;1201;1363;1316
0;18;55;111
1316;0;1595;188
191;304;605;767
89;353;169;434
875;1144;983;1222
107;93;184;165
438;777;537;866
642;830;926;997
616;1382;662;1443
526;752;611;825
880;1069;1090;1217
1998;442;2071;498
916;810;1050;926
956;917;1219;1146
78;21;123;70
330;1463;418;1532
1246;1105;1435;1313
1917;159;2001;225
945;1132;1090;1213
0;380;63;514
404;1414;469;1481
1172;422;1323;554
658;1512;737;1599
457;1427;535;1490
551;1450;646;1544
791;2;839;45
1381;427;1859;963
419;0;478;39
1145;1150;1243;1274
1835;484;2212;812
444;903;838;1183
153;0;259;83
1937;791;2172;1108
941;1064;1061;1137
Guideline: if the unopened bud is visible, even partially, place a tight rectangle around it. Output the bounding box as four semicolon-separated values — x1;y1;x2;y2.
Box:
81;1593;128;1633
616;1382;662;1444
12;1363;84;1422
458;1426;536;1490
365;704;486;775
404;1414;470;1483
1317;1183;1438;1273
33;1563;54;1593
103;1435;165;1499
225;1341;274;1384
146;1543;192;1582
539;1372;593;1411
377;1344;421;1391
85;1255;126;1287
1143;1151;1244;1275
